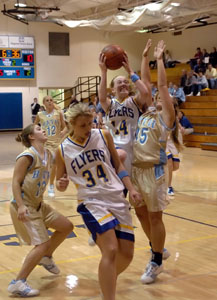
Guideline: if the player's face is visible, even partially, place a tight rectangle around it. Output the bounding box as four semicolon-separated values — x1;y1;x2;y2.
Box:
113;76;129;99
72;115;93;141
31;125;47;143
43;97;54;111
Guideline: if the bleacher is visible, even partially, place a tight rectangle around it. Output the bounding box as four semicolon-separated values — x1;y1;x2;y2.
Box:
150;63;217;151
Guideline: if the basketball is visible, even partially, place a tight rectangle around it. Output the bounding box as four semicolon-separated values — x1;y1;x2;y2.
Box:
101;44;126;70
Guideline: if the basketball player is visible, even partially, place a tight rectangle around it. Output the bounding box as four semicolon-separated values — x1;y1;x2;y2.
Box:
35;96;67;197
98;43;152;176
55;102;142;300
8;124;73;297
131;40;175;284
166;102;183;196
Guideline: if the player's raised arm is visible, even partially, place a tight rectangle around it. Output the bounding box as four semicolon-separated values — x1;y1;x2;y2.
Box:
155;40;175;128
98;52;111;112
122;53;149;107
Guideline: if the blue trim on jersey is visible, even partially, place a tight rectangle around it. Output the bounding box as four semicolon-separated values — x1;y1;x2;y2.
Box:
115;230;135;242
115;145;122;150
131;96;142;116
159;113;176;131
31;146;48;166
16;151;35;171
172;157;180;162
154;164;165;180
99;129;107;147
167;153;180;162
60;143;64;157
167;153;173;160
77;203;119;242
159;148;167;165
66;132;91;148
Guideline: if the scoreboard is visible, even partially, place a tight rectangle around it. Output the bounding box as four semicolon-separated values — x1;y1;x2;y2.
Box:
0;36;35;79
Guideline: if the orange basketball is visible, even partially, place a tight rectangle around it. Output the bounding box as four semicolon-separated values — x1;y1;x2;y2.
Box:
101;44;126;70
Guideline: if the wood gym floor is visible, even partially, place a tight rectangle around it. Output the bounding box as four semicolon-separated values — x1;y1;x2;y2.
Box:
0;132;217;300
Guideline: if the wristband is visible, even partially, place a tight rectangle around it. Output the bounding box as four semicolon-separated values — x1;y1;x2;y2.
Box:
130;73;140;83
118;170;129;180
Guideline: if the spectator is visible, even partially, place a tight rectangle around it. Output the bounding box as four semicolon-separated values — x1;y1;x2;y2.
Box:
69;95;79;106
173;84;186;105
210;47;217;67
180;69;187;88
151;82;158;98
39;105;45;112
31;97;40;123
202;49;210;65
205;63;217;89
183;71;197;95
168;81;174;96
164;49;179;68
190;47;203;69
193;58;206;74
178;110;194;135
192;71;208;96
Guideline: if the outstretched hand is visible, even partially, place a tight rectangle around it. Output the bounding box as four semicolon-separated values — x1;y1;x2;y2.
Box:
143;39;152;57
122;52;133;74
99;53;107;72
154;40;166;60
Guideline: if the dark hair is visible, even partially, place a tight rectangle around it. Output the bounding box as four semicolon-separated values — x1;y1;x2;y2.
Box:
15;124;35;148
171;103;183;152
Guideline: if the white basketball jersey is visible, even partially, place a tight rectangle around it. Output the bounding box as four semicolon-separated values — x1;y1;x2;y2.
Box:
60;129;125;203
104;97;141;174
104;97;141;149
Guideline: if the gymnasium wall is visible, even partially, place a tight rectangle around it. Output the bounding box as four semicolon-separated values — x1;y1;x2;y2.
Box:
0;12;216;127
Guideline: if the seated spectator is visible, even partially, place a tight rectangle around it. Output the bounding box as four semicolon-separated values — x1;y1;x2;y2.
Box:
178;110;194;135
95;99;106;128
164;50;174;68
168;81;175;96
189;47;203;69
202;49;210;66
193;58;206;74
69;95;79;106
205;63;217;89
173;84;186;105
180;69;187;88
183;71;197;95
164;49;180;68
149;59;157;69
209;47;217;67
192;71;208;96
151;83;158;98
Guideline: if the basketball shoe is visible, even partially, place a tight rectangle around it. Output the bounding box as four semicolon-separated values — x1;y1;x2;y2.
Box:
141;262;163;284
48;184;55;197
38;256;60;274
8;279;39;297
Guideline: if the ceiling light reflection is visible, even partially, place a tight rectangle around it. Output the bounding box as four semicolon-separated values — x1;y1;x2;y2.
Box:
65;274;78;291
175;252;180;261
171;2;180;7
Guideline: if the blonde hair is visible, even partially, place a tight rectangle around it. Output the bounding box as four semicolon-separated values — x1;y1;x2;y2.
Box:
64;102;93;135
16;124;35;148
43;95;61;111
43;95;53;104
110;76;133;95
